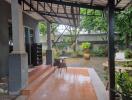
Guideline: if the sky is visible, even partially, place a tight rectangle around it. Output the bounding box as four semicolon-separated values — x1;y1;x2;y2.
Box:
56;25;101;35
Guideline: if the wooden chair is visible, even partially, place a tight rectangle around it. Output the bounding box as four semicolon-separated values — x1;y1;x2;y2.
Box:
53;58;67;73
53;59;61;67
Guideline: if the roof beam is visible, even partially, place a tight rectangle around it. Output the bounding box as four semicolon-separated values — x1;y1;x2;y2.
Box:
34;0;124;11
122;0;132;10
23;0;50;22
115;0;122;6
52;26;68;47
57;4;59;13
90;0;94;6
34;0;104;10
46;2;63;23
23;10;101;17
38;2;57;22
62;5;72;26
39;12;73;19
71;7;76;27
75;7;79;26
51;21;74;27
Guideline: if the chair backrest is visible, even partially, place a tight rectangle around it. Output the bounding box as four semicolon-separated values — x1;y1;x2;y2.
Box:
53;59;61;66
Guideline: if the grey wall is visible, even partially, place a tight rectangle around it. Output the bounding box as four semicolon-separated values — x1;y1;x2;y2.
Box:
0;1;11;77
23;13;38;30
57;33;119;43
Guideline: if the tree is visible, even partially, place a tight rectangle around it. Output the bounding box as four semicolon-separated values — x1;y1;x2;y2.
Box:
67;26;82;51
80;7;132;48
38;22;47;36
80;9;107;33
115;7;132;48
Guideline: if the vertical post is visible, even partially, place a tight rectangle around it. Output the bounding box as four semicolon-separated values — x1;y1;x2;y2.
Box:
9;0;28;95
108;0;115;100
35;23;40;43
47;22;52;50
11;1;25;52
46;22;52;65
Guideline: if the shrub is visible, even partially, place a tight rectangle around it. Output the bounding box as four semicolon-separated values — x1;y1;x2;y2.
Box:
53;48;60;59
75;51;83;57
65;50;74;56
125;49;132;59
122;61;132;67
115;72;132;99
91;46;108;57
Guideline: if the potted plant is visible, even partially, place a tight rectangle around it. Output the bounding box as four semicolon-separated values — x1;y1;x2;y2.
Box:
81;42;91;60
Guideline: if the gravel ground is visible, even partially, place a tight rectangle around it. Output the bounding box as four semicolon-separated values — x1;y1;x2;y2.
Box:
65;57;108;83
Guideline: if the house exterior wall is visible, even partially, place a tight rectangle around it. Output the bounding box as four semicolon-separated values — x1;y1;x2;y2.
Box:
0;0;39;77
0;0;10;77
23;13;38;30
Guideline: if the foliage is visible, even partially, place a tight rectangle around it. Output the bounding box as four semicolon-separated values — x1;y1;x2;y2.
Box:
56;42;68;50
80;7;132;47
91;46;108;57
38;22;47;36
53;48;60;59
80;9;107;32
65;50;74;56
115;7;132;46
51;23;58;33
125;49;132;59
74;50;83;57
81;42;91;50
122;61;132;67
67;27;82;51
115;72;132;99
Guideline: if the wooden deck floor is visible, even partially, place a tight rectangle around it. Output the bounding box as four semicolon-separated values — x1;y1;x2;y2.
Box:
27;67;97;100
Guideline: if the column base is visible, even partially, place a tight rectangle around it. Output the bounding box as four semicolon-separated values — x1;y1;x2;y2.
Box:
9;52;28;95
46;50;52;65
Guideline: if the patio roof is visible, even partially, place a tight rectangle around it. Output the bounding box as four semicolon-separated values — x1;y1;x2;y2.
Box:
22;0;132;26
23;0;80;26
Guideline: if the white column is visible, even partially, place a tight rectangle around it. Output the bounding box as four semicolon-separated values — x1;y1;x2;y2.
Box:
35;23;40;43
9;0;28;95
11;0;25;53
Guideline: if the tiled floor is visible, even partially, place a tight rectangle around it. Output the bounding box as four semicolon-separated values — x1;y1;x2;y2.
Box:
28;67;97;100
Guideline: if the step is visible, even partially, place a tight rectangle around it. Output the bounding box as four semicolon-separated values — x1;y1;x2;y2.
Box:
21;67;55;96
28;65;50;84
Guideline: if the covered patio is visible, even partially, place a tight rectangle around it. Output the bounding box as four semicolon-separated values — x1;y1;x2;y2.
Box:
21;0;132;100
0;0;131;100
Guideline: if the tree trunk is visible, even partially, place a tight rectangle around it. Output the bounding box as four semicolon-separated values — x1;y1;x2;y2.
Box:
125;33;129;48
74;28;77;52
